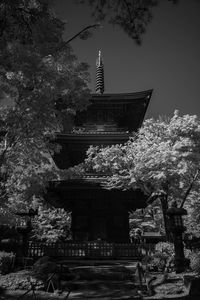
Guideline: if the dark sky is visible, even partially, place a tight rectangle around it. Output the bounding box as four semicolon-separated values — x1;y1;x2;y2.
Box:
53;0;200;119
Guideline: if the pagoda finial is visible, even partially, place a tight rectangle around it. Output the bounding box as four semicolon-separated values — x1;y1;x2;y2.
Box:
95;50;104;94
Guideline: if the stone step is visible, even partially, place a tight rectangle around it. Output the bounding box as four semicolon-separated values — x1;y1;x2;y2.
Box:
62;280;136;291
63;264;136;281
60;279;141;299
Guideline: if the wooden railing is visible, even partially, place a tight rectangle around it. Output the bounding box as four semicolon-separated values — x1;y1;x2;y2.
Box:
28;241;155;259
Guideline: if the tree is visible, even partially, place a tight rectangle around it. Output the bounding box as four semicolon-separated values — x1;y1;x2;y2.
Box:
85;111;200;237
0;0;92;212
79;0;178;44
183;191;200;238
32;204;71;242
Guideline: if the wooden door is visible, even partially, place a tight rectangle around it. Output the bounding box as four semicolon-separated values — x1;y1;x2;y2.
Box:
92;217;107;240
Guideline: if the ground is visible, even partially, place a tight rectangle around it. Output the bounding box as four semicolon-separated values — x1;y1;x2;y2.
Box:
0;264;197;299
0;274;193;299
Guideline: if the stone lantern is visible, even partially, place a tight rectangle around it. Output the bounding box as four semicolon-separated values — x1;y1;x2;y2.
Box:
15;208;38;256
166;201;187;273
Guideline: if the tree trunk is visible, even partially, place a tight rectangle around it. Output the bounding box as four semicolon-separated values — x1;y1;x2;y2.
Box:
160;195;171;241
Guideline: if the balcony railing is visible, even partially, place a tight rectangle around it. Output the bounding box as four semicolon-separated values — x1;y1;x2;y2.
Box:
28;241;155;259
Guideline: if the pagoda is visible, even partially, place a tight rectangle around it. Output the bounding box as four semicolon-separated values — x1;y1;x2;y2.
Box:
48;51;153;244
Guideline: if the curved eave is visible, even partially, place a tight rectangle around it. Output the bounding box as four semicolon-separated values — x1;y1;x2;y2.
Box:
56;133;130;143
48;179;148;209
50;179;107;190
91;89;153;101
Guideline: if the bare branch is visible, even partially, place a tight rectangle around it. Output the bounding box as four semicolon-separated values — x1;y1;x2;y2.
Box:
54;24;101;54
147;192;159;204
147;190;167;204
180;169;200;208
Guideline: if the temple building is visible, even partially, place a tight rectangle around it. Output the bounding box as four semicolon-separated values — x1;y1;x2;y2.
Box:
48;51;153;244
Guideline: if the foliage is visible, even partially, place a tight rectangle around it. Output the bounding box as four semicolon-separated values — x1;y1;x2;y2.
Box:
129;200;164;238
184;192;200;237
32;205;71;242
143;242;192;272
189;251;200;274
0;208;20;226
184;248;192;260
32;256;57;282
155;242;174;256
150;252;170;270
143;242;174;271
154;242;174;271
0;0;90;211
0;269;43;290
85;111;200;236
85;111;200;207
79;0;178;44
0;251;15;275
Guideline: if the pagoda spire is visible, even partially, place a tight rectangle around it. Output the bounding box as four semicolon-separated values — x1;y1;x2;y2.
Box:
95;50;104;94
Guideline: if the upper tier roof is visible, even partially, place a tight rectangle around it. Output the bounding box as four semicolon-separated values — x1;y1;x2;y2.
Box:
90;89;153;101
54;89;153;168
74;89;153;133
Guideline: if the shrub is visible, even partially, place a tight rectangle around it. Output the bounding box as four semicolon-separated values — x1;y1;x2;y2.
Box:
150;252;169;270
155;242;174;256
33;256;57;281
0;270;43;290
32;206;71;243
184;248;192;259
0;251;15;275
143;242;175;271
190;251;200;273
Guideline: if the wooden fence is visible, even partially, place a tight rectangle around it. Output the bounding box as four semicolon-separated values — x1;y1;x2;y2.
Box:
28;241;155;260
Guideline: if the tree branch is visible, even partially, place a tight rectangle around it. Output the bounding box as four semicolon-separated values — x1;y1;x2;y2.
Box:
0;3;7;38
147;190;167;204
54;24;101;54
180;169;200;208
121;0;134;24
147;192;159;204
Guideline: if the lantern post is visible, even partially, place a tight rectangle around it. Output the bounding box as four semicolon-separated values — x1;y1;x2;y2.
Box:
166;201;187;273
15;208;38;256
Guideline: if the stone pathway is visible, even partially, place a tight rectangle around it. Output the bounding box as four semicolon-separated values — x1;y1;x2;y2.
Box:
66;280;139;299
0;261;141;299
0;280;139;300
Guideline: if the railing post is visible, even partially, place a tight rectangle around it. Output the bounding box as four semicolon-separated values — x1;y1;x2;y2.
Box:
27;240;154;260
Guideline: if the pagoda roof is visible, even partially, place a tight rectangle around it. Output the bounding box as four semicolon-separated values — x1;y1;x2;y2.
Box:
48;177;148;211
51;174;109;189
53;89;153;169
90;89;153;101
74;89;153;133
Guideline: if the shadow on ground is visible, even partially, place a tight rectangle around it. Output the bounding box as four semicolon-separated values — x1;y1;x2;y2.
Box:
0;281;138;299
